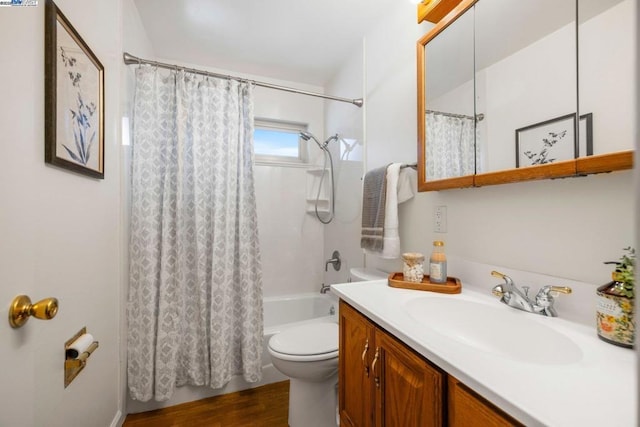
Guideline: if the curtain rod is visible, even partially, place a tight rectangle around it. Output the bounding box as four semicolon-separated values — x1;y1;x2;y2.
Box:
123;52;363;108
426;109;484;122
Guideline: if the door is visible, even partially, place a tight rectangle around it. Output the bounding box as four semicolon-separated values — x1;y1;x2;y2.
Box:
0;2;121;426
374;329;444;427
339;301;375;427
0;5;47;425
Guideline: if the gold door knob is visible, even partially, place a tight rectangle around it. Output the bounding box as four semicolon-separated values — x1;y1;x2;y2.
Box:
9;295;59;328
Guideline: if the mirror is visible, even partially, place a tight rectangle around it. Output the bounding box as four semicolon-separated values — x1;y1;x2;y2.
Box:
474;0;577;173
578;0;635;156
417;0;634;191
423;6;475;182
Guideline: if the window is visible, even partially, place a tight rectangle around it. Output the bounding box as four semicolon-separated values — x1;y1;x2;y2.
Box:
254;119;308;165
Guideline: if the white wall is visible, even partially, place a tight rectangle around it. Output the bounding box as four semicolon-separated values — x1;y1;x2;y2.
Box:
0;1;122;426
339;1;637;327
323;42;366;285
359;5;431;275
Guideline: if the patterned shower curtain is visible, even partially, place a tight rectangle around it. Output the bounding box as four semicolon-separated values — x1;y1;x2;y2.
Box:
425;112;476;180
127;66;263;402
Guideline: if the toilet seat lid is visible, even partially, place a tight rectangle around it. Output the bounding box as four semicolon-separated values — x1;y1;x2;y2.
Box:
269;322;338;356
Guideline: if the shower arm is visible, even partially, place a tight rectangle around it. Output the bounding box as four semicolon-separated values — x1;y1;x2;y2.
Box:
300;131;338;151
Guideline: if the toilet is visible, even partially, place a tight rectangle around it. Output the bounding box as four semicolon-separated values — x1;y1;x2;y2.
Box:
268;322;339;427
267;267;387;427
349;267;388;282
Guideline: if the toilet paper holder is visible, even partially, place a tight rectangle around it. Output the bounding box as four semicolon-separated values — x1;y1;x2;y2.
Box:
64;327;99;388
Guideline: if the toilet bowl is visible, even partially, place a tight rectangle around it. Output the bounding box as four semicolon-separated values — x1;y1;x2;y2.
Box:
268;322;339;427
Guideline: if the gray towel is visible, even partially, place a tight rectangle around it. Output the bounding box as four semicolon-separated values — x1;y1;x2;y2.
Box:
361;165;389;252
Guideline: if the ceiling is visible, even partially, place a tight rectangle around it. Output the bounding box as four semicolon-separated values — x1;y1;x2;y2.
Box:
133;0;401;87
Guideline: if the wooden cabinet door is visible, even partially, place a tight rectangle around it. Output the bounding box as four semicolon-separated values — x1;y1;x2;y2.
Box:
374;329;444;427
448;377;522;427
339;301;376;427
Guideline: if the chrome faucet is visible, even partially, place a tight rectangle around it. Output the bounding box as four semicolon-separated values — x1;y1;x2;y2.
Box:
320;283;331;294
490;271;572;317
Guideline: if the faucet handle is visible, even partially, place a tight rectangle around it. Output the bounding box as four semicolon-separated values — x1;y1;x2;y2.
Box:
491;270;514;288
491;270;506;279
549;286;572;295
539;285;572;296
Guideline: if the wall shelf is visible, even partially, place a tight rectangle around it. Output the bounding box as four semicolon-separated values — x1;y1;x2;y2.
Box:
306;168;331;214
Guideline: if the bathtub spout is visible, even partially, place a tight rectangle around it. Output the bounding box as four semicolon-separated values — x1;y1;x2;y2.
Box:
320;283;331;294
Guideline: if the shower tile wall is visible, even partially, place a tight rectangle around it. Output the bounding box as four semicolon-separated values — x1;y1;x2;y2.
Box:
253;85;326;297
254;165;325;296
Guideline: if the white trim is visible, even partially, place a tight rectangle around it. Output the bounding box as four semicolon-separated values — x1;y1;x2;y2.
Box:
109;410;124;427
254;160;310;168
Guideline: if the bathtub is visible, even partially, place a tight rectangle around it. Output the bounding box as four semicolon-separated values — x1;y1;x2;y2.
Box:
264;292;338;333
261;292;338;382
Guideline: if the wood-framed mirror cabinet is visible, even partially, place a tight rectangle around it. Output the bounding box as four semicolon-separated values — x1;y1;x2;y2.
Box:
417;0;634;192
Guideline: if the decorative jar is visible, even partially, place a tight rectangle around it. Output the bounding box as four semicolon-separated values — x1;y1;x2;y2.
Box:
402;252;425;283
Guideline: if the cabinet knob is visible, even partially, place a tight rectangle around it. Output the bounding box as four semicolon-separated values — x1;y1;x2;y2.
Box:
9;295;59;328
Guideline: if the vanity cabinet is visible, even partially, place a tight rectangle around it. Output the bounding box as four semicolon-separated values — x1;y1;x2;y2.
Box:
339;300;522;427
340;299;375;427
448;377;521;427
339;300;444;427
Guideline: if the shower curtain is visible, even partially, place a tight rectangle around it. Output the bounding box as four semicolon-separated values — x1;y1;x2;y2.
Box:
127;66;263;402
425;112;476;180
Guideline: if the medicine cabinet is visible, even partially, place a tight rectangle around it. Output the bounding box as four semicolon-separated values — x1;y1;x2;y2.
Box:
417;0;634;191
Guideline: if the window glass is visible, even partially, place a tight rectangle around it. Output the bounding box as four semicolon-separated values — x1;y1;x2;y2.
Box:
254;119;308;164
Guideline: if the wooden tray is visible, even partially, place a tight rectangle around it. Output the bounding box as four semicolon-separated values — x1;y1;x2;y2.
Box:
388;272;462;294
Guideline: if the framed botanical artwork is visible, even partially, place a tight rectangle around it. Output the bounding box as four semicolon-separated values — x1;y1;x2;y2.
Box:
515;113;594;168
515;113;576;168
45;0;104;178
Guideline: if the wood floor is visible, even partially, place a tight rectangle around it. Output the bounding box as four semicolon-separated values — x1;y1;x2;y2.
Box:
123;381;290;427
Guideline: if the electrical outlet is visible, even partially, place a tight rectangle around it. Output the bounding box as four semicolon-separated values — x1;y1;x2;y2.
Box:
434;205;447;233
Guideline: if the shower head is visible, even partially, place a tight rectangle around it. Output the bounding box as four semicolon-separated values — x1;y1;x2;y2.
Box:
299;131;325;150
299;131;339;151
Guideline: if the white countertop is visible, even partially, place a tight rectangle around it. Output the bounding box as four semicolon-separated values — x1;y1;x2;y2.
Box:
331;280;636;427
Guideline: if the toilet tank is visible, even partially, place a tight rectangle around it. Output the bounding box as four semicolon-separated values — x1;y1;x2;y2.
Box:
349;268;388;282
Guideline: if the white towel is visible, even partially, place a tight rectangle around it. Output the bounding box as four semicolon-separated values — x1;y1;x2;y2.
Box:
378;163;401;258
364;163;416;259
397;167;417;204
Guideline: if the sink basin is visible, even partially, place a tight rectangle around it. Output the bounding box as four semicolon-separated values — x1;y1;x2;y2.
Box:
404;297;582;364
